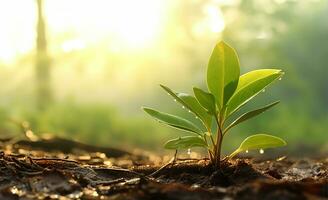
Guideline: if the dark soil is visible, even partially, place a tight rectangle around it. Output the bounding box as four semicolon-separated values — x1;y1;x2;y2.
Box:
0;137;327;200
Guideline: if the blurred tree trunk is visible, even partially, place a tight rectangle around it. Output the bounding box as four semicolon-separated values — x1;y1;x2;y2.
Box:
35;0;52;110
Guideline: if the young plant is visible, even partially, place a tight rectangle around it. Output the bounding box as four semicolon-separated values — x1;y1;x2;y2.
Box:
143;41;286;168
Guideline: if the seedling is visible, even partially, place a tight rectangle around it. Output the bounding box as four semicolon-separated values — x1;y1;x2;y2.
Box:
143;41;286;168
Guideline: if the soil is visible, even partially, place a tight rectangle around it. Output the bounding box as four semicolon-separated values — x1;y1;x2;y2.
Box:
0;137;327;200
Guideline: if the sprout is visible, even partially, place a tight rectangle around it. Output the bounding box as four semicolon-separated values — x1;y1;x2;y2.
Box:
143;41;286;168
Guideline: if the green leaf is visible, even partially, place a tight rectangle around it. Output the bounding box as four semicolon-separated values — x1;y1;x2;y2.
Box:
229;134;287;158
164;136;208;149
160;85;212;129
226;69;283;117
224;101;280;134
207;41;240;109
143;107;202;135
193;87;217;115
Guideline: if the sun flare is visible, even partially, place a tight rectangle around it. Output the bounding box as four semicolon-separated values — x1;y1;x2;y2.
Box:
46;0;166;50
0;0;228;61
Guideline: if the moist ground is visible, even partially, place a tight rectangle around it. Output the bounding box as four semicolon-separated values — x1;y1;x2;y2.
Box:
0;138;327;200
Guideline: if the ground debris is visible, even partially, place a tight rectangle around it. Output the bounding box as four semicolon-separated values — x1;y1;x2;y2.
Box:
0;142;327;199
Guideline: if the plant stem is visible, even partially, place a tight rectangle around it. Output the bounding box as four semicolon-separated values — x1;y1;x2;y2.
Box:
210;135;215;147
208;150;214;162
203;135;214;163
214;114;223;168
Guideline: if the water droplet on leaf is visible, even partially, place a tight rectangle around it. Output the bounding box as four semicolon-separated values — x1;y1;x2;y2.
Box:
262;89;266;93
188;110;191;113
245;150;249;153
187;148;191;155
195;116;198;119
182;106;185;109
174;99;177;102
259;149;264;154
278;77;282;81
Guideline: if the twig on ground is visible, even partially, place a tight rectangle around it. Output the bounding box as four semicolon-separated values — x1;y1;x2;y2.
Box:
148;150;177;177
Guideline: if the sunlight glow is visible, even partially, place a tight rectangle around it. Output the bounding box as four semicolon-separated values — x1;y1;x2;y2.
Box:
61;39;86;53
107;0;164;48
0;0;167;62
46;0;166;50
0;0;35;63
0;0;227;61
205;5;225;33
192;4;225;38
